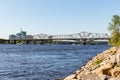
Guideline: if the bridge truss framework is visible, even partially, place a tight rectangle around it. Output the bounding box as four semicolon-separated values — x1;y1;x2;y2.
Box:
33;32;109;40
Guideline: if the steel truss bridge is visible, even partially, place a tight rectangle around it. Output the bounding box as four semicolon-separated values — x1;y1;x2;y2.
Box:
34;32;109;41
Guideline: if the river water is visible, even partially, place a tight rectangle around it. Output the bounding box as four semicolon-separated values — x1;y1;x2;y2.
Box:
0;44;111;80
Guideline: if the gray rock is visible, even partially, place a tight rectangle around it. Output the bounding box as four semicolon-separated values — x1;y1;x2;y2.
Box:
99;75;107;80
64;74;76;80
109;77;120;80
111;67;120;77
83;74;101;80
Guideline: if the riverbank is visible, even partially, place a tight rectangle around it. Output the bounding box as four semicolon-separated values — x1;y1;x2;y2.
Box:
63;46;120;80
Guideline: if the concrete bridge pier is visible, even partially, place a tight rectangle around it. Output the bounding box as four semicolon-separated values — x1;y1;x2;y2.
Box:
6;40;10;44
13;40;16;44
26;40;34;44
26;40;31;44
81;39;87;45
7;40;16;44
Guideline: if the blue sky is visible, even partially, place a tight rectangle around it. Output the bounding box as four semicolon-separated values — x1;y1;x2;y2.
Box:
0;0;120;39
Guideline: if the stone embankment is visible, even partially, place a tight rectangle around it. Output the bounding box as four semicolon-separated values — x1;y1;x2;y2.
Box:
63;47;120;80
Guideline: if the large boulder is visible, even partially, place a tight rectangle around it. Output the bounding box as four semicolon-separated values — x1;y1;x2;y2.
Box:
64;74;76;80
82;74;101;80
92;63;113;76
111;67;120;77
109;77;120;80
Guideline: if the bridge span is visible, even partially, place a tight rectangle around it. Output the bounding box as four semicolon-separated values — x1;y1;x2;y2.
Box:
6;32;109;44
33;32;109;41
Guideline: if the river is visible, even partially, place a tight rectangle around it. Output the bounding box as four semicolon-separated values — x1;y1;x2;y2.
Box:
0;44;111;80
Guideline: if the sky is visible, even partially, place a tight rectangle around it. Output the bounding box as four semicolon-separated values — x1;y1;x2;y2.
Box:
0;0;120;39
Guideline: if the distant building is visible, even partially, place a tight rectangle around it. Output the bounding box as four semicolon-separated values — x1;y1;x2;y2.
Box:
9;30;28;40
9;31;33;40
16;33;22;39
16;31;27;39
9;34;16;40
26;35;33;39
21;31;27;39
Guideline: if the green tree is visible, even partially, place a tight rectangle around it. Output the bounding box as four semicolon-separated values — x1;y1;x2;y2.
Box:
108;15;120;46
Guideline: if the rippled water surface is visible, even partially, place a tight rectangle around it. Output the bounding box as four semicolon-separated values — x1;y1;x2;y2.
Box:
0;44;111;80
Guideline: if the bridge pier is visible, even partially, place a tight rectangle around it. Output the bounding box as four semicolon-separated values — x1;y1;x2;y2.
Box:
82;41;86;45
26;40;30;44
25;40;34;44
6;40;10;44
14;40;16;44
81;39;87;45
6;40;16;44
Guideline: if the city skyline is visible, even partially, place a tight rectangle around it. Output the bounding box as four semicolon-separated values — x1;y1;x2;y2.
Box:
0;0;120;39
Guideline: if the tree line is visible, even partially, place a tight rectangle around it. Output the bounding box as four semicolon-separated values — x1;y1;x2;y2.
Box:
108;15;120;46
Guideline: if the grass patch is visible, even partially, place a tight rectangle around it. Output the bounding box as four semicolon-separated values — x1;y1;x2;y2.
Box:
93;58;103;66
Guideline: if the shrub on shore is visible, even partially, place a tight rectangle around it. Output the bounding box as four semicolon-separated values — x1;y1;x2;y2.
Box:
108;15;120;46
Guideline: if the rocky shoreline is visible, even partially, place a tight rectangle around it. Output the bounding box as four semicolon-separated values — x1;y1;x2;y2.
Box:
63;46;120;80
